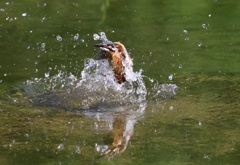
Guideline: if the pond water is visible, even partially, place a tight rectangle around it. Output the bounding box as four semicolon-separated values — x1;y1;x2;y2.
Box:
0;0;240;164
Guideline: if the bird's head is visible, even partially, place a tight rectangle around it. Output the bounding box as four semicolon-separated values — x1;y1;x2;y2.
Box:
94;41;118;53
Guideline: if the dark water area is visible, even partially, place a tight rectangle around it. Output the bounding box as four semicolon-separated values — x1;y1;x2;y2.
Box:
0;0;240;164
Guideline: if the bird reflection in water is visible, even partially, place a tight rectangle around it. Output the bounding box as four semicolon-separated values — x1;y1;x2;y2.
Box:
84;103;147;158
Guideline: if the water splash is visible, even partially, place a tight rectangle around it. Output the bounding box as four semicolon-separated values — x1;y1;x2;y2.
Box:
93;32;109;42
21;57;147;110
18;32;177;110
22;13;27;17
56;35;62;42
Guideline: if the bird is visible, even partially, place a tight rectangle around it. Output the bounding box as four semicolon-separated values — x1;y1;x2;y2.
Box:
94;41;133;83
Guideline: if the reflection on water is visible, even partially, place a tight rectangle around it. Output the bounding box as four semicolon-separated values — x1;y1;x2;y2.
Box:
89;103;147;158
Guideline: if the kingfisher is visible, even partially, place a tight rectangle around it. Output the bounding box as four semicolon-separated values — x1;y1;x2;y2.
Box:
94;41;133;83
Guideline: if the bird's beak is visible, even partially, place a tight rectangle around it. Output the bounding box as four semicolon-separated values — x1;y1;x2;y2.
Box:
94;44;110;52
94;43;117;52
94;44;103;48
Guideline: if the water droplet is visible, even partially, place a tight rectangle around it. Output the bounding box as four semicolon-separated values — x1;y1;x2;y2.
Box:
179;64;183;69
74;33;79;40
40;43;46;51
183;29;188;34
8;17;14;22
203;154;210;160
99;32;107;41
75;146;81;154
56;35;62;42
22;13;27;17
94;32;109;42
24;133;29;138
95;143;108;152
168;74;173;80
93;34;100;40
198;121;202;126
57;144;64;150
202;24;209;29
41;16;46;22
45;72;50;78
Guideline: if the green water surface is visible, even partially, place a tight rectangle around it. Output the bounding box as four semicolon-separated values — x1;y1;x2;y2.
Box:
0;0;240;164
